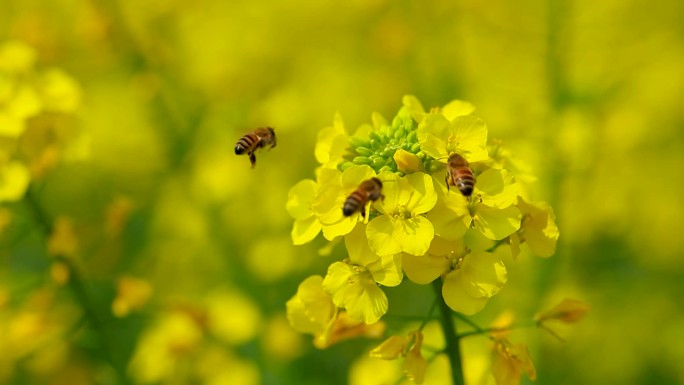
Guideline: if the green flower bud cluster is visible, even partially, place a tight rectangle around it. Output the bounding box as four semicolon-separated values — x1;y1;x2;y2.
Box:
339;108;426;174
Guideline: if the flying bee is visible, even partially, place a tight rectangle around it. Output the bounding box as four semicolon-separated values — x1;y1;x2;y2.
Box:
445;153;475;197
343;177;384;218
235;127;276;168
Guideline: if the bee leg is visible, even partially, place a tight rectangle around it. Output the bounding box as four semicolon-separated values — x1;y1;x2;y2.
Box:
445;173;450;192
380;193;385;202
249;153;256;168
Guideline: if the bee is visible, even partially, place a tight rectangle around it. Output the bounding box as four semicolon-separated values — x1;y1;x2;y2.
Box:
235;127;277;168
343;177;384;218
445;153;475;197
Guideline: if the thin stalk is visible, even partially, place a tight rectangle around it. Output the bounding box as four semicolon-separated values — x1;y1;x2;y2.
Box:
24;188;129;384
432;279;465;385
457;321;539;339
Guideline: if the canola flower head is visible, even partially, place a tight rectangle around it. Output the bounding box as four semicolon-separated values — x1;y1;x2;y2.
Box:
287;95;560;356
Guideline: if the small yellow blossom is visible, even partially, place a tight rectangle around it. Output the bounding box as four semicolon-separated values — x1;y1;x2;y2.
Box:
366;172;437;256
323;224;402;323
491;339;537;385
429;169;521;241
511;197;559;258
371;330;427;384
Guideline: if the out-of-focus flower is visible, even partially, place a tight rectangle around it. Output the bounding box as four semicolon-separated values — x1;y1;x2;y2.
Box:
206;288;262;345
510;197;559;258
491;339;537;385
194;347;260;385
261;315;304;360
286;275;385;348
316;311;386;349
128;310;203;384
322;224;402;323
286;275;337;346
0;161;30;202
112;276;153;318
366;172;437;256
370;330;427;384
535;298;590;325
47;217;79;258
105;196;134;238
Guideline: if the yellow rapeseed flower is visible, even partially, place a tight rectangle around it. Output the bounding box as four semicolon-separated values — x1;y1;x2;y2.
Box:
322;224;402;323
366;172;437;256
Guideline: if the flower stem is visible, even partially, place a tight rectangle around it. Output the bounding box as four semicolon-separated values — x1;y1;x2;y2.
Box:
432;279;465;385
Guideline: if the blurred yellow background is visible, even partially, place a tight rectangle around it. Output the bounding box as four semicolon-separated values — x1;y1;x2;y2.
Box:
1;0;683;384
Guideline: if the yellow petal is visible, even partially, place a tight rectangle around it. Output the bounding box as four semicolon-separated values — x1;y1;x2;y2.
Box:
396;216;434;256
286;179;317;220
344;277;388;324
345;223;380;267
402;345;427;384
366;215;402;256
460;251;507;299
441;99;475;120
442;271;488;315
291;216;322;245
286;276;335;336
535;298;590;324
394;149;423;173
448;115;488;163
368;254;403;287
405;172;437;215
474;205;521;240
403;252;449;285
322;262;355;308
403;94;426;123
370;335;409;360
417;113;450;160
477;169;518;209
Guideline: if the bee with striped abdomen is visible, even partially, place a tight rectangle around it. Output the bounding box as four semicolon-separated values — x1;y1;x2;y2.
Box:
445;153;475;197
235;127;277;168
343;177;384;218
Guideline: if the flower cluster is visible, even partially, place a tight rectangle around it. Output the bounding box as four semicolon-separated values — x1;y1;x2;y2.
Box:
0;40;84;203
286;95;561;383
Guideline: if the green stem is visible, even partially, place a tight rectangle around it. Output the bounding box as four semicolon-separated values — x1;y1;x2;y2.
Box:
452;312;486;334
24;188;129;384
432;280;465;385
418;297;439;331
457;321;539;339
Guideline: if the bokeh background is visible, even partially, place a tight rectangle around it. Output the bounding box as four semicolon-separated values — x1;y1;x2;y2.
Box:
1;0;684;384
